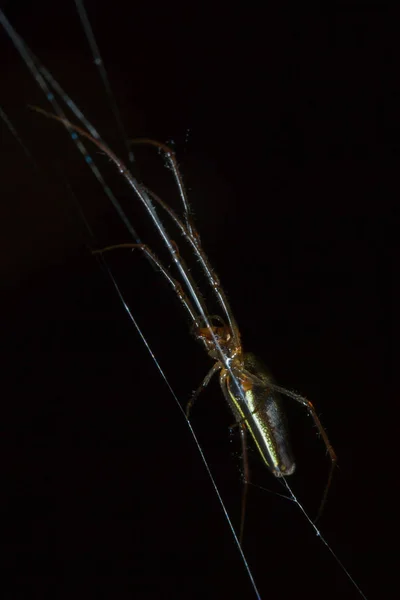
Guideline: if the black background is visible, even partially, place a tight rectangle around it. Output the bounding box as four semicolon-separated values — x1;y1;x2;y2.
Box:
1;2;393;599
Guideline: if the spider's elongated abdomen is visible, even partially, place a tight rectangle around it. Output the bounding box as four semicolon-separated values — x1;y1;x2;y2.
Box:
223;353;296;477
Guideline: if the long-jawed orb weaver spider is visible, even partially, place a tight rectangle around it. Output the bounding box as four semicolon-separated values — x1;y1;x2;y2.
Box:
0;10;372;599
0;6;337;541
29;104;337;540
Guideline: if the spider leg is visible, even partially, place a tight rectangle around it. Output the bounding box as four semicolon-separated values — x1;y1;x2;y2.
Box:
267;382;337;520
128;139;242;352
186;361;221;418
93;243;200;325
238;423;249;545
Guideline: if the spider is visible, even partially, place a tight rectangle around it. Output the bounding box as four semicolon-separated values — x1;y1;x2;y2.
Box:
34;111;337;538
0;6;336;538
2;11;378;600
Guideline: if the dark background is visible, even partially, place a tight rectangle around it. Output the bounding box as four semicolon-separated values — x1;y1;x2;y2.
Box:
1;2;393;599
